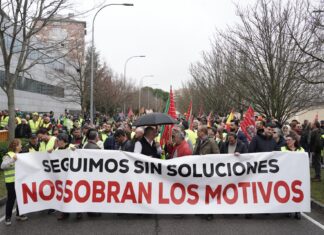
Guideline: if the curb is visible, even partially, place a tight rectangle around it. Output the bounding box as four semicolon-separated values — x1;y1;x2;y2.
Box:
0;196;6;206
311;198;324;213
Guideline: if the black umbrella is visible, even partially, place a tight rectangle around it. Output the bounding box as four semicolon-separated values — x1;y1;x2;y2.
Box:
133;113;177;127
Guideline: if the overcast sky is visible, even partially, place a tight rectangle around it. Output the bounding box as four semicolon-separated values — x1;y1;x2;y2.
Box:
78;0;256;91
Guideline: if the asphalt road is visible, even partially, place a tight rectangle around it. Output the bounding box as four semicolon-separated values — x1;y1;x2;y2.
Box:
0;205;324;235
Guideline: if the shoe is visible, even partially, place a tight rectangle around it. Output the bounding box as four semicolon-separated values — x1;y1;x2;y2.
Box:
245;214;253;219
173;214;184;219
16;215;28;221
286;213;292;218
4;218;11;226
57;213;69;220
206;214;213;221
76;213;82;220
295;212;301;220
311;177;321;182
48;209;56;215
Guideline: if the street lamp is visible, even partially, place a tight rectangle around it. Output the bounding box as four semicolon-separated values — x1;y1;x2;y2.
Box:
139;75;154;114
90;3;133;125
123;55;146;113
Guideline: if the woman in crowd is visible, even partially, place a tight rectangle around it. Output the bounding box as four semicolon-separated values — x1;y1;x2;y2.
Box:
1;139;28;226
280;134;304;220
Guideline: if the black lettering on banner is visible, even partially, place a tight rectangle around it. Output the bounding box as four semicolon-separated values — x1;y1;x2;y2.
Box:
134;160;144;174
104;159;118;173
167;165;177;176
70;158;82;172
233;162;246;176
61;158;69;172
193;164;203;177
50;159;60;173
215;163;226;177
83;158;88;172
119;159;129;173
178;164;191;177
89;158;103;172
42;160;51;172
246;162;258;175
227;163;232;176
269;159;279;173
258;160;268;173
203;163;214;177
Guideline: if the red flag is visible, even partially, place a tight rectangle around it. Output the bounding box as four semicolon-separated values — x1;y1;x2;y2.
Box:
185;101;192;122
240;106;256;141
160;87;177;146
128;108;134;118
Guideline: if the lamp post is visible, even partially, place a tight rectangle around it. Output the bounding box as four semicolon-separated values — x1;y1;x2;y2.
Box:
139;75;154;114
90;3;133;125
123;55;146;114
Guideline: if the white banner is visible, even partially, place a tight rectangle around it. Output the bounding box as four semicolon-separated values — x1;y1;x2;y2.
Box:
15;150;310;214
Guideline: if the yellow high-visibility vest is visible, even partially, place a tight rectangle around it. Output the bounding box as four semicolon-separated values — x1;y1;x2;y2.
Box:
39;136;56;152
3;151;15;183
29;120;40;134
185;129;197;146
16;117;21;125
280;146;305;152
0;116;9;128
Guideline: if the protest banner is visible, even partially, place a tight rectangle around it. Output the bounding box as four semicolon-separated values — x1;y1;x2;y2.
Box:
15;150;310;214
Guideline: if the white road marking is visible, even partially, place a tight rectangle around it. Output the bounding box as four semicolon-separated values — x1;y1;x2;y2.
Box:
302;212;324;231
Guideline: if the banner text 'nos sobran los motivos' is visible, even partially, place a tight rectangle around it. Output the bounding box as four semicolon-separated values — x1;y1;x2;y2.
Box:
15;150;310;214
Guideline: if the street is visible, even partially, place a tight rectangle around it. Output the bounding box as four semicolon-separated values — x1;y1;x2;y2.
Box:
0;205;324;235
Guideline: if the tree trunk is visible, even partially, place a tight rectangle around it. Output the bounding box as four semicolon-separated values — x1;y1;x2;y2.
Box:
7;85;15;141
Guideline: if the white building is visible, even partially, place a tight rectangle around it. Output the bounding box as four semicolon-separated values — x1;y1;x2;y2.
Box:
0;12;85;116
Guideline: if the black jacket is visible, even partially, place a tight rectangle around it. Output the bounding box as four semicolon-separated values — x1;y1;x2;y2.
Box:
310;128;323;153
248;132;278;153
84;141;101;149
220;139;248;154
140;137;160;159
119;140;134;152
15;124;31;138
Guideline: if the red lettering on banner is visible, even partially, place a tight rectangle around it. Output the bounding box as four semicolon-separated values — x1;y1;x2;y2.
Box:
205;185;222;204
22;182;37;204
159;182;169;204
39;180;55;201
223;184;238;204
258;181;273;203
92;181;105;202
121;182;137;203
138;182;152;204
63;180;73;203
187;184;199;205
252;182;258;203
107;181;120;203
291;180;304;203
274;181;290;203
55;180;63;201
170;183;186;205
74;180;91;203
238;182;250;204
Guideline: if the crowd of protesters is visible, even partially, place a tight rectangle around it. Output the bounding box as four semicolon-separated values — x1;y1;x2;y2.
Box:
0;109;324;225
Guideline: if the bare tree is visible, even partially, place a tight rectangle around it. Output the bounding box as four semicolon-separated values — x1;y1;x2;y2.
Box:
0;0;74;140
182;0;324;123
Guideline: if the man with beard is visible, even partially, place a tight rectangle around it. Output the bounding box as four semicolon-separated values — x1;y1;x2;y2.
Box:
248;122;278;153
230;120;248;147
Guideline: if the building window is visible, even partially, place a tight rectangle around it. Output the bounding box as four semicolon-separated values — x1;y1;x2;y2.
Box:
0;70;64;98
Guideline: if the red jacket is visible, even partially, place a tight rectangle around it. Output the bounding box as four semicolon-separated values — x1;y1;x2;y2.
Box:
172;140;192;158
